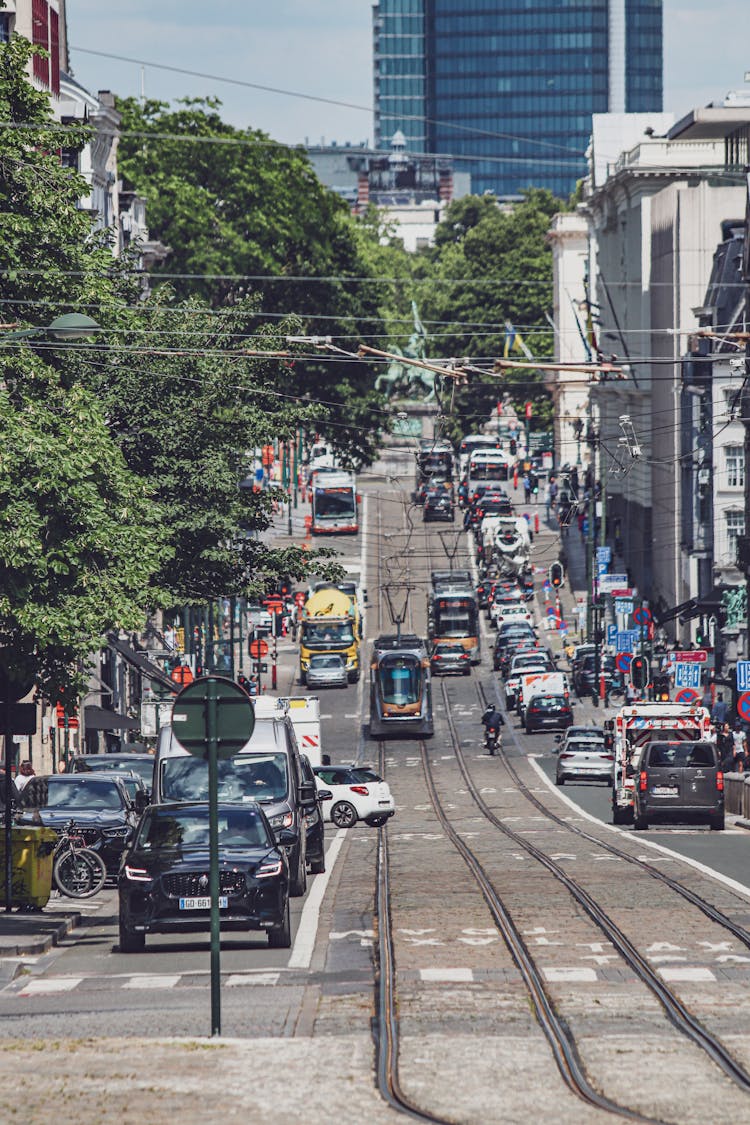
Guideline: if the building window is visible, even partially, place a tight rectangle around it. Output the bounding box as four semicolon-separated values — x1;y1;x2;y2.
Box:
725;445;745;489
726;510;745;561
0;15;11;42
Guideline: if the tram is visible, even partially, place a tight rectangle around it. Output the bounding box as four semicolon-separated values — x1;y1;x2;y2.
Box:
369;634;434;739
427;571;481;662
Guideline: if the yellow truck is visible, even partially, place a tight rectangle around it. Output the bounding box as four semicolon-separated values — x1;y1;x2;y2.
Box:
300;588;360;683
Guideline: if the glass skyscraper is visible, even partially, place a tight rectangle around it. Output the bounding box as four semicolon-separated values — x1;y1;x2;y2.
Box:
373;0;663;199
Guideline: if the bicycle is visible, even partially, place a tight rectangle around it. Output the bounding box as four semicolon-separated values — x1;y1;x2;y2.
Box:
52;821;107;899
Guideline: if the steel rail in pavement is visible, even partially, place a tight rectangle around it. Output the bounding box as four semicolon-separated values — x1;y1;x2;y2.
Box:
440;676;750;1095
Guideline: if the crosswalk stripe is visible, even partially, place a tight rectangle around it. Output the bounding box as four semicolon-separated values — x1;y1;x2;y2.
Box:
226;972;280;987
20;977;81;994
123;975;180;990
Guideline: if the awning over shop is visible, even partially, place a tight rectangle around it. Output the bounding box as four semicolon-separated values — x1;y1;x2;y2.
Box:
84;706;140;732
107;635;178;694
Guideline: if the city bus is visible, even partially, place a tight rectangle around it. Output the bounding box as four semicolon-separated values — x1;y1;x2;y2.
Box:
310;470;359;535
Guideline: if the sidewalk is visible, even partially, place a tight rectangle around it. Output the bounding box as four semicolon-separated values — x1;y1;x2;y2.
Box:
0;905;81;977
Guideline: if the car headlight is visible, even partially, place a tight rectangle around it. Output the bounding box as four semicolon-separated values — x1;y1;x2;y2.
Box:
268;811;294;830
256;857;283;879
103;827;130;839
123;864;151;882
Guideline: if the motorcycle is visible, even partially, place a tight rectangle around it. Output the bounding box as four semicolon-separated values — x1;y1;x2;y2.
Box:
484;727;501;756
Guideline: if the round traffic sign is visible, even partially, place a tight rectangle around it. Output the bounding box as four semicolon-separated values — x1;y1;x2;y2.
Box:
172;676;255;759
633;606;652;626
675;688;700;704
249;638;269;658
615;652;632;673
738;692;750;722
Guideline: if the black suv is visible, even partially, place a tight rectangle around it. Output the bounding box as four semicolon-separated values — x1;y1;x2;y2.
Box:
18;773;138;874
118;801;292;952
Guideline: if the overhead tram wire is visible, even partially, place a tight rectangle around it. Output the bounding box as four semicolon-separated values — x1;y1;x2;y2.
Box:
68;47;586;158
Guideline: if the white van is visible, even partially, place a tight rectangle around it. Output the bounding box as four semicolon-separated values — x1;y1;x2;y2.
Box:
254;696;323;766
153;716;315;896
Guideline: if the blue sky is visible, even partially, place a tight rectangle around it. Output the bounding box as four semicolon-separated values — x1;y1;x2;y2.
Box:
65;1;750;145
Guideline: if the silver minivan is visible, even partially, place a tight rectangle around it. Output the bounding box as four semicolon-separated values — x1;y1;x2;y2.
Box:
633;740;724;831
153;716;317;894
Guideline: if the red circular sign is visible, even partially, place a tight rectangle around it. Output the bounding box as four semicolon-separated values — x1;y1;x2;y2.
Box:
738;692;750;721
676;687;700;704
249;638;269;658
615;653;632;673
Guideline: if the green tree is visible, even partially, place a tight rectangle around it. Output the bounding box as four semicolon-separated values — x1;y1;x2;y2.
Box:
414;189;565;440
116;98;389;466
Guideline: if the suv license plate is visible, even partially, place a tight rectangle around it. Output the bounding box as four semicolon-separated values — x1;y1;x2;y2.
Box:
651;786;678;797
179;896;229;910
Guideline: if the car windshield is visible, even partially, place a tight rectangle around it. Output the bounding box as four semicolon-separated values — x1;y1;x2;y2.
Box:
434;644;463;654
566;741;606;754
138;807;271;851
350;768;382;783
314;487;355;518
302;622;355;649
648;742;716;768
532;696;567;710
310;656;345;669
45;779;124;810
160;753;289;803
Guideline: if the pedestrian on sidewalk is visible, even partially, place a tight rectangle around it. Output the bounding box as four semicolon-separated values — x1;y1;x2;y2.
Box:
711;692;728;725
523;472;532;504
15;761;35;791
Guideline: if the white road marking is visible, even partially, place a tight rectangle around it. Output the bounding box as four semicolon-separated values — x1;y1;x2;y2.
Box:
420;968;473;982
658;967;716;982
226;972;280;987
123;975;179;990
527;757;750;902
20;977;81;994
286;828;347;970
542;967;597;982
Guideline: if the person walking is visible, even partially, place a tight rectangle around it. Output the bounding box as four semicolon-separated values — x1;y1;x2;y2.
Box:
15;761;35;791
711;692;728;725
523;472;532;504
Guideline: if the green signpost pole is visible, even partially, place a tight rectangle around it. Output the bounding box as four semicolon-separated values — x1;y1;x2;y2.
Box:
171;676;254;1039
206;677;221;1036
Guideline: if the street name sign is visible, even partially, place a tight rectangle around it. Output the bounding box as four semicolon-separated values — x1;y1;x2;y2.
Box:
614;598;634;616
737;661;750;692
599;574;628;592
674;663;701;689
667;650;708;664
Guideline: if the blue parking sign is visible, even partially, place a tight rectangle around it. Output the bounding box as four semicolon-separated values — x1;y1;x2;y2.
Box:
674;663;701;689
737;662;750;692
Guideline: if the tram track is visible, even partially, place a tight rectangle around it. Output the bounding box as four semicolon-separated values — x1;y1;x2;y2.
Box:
475;677;750;954
438;676;750;1096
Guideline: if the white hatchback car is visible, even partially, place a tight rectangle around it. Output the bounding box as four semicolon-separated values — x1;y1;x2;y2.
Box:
492;602;534;628
313;765;395;829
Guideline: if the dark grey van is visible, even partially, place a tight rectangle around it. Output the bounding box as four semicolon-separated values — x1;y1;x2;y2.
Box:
153;717;317;895
633;740;724;831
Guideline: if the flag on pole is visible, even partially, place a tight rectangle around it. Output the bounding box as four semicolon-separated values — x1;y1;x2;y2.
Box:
503;321;534;361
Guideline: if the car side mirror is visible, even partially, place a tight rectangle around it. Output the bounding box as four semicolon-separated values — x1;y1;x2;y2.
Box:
298;781;316;806
316;788;332;802
277;828;296;847
554;735;562;743
134;790;150;815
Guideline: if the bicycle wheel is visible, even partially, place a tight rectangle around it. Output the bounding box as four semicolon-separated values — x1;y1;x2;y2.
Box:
53;847;107;898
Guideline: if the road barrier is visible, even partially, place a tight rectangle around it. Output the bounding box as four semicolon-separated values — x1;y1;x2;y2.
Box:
724;773;750;817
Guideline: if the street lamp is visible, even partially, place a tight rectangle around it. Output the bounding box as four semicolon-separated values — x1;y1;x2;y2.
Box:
1;313;100;344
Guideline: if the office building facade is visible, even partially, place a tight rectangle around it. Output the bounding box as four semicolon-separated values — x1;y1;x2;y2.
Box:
373;0;663;198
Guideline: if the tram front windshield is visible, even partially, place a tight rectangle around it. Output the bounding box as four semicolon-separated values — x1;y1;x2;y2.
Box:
379;656;422;706
434;598;477;638
303;622;355;649
314;487;356;518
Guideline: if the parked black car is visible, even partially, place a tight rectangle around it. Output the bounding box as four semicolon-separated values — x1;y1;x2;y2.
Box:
573;654;621;698
18;774;139;874
67;753;155;796
118;801;292;952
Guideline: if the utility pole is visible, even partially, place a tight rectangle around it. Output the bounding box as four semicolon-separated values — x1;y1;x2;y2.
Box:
586;399;597;641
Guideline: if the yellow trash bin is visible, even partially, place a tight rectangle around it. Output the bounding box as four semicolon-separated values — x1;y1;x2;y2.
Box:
0;826;57;909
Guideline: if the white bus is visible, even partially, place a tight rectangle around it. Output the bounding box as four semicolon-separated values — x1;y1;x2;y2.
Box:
310;470;359;535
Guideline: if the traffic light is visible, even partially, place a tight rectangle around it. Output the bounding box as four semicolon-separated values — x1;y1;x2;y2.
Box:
509;438;517;456
630;656;647;691
653;673;670;702
549;562;564;588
